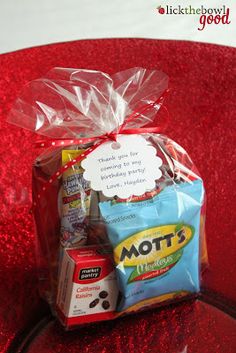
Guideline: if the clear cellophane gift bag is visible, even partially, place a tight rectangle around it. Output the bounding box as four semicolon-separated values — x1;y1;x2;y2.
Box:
8;67;207;329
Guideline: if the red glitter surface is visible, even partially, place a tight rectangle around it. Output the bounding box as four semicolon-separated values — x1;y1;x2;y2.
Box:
0;39;236;352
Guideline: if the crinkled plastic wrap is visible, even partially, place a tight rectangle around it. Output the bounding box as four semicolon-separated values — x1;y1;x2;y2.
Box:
8;67;207;329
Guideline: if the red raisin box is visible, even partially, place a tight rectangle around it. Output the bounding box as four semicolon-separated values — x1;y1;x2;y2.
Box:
56;245;119;328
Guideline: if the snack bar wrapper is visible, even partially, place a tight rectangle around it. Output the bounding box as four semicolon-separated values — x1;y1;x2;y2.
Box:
8;67;207;329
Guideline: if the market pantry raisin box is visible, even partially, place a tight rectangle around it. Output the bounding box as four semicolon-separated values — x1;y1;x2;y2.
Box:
56;245;119;327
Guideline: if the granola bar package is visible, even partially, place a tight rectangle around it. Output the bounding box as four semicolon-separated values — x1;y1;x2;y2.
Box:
8;67;207;328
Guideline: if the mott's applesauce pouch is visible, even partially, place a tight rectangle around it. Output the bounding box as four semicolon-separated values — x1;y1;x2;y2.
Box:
61;150;91;247
99;179;204;312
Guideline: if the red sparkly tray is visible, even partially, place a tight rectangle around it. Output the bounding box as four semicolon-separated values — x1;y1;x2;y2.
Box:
0;39;235;353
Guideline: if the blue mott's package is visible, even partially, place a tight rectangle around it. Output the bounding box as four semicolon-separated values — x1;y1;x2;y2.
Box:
99;179;205;313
